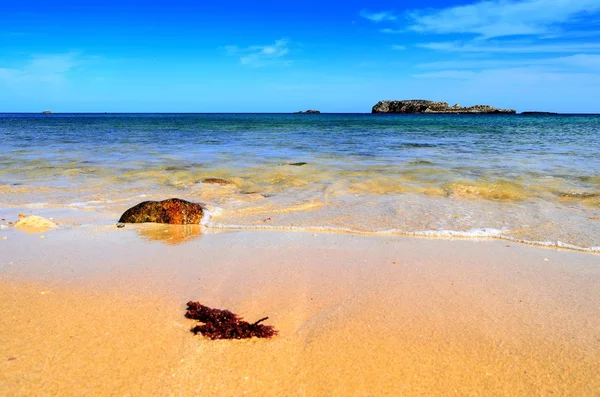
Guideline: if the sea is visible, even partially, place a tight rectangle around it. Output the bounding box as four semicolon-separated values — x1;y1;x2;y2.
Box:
1;113;599;251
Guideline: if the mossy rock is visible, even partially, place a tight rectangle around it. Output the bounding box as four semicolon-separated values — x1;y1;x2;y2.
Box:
118;198;204;224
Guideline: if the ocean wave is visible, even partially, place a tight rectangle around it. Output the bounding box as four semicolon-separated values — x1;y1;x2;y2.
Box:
442;180;530;201
68;201;106;209
204;222;599;253
24;202;49;208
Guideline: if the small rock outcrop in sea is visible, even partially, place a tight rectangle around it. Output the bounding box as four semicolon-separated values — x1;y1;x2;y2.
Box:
520;111;558;115
118;198;204;224
41;110;53;114
294;109;321;114
372;100;516;114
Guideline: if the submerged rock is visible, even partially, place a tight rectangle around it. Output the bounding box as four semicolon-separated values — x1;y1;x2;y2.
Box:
118;198;204;224
372;100;515;114
201;178;233;185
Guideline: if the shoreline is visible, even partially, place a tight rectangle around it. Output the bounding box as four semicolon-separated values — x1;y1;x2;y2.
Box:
3;113;599;252
205;222;600;254
2;205;599;255
5;112;600;115
2;222;599;395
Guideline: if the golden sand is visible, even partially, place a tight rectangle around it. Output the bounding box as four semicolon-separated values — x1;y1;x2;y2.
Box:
1;226;599;396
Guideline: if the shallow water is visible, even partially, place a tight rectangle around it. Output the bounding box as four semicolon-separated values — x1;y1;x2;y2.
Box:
1;113;599;250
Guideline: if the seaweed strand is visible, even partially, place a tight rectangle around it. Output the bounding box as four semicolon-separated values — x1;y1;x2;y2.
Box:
185;301;278;340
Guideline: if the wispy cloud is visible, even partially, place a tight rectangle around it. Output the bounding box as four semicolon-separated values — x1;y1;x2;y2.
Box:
225;39;291;67
413;67;600;85
418;40;600;53
407;0;600;39
539;30;600;40
359;10;398;23
417;54;600;73
359;1;600;113
413;70;479;79
380;28;404;34
0;53;80;85
556;53;600;70
418;54;600;71
404;65;600;112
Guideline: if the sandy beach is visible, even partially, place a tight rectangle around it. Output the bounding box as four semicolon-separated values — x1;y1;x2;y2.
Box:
4;0;600;394
1;216;599;396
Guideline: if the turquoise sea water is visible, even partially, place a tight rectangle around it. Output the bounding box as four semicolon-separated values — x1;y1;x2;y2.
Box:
1;113;599;250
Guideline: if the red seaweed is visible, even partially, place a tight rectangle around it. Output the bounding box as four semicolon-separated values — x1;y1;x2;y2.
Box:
185;301;278;340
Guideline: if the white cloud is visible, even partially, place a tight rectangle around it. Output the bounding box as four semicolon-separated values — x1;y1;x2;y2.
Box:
225;39;291;67
359;10;398;22
417;41;600;53
0;53;80;85
407;0;600;39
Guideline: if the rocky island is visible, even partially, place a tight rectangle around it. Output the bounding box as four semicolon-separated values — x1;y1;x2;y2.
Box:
294;109;320;114
372;100;515;114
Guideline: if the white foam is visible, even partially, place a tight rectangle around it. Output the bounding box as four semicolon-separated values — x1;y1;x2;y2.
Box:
203;205;223;217
204;222;599;253
502;237;600;252
403;228;506;238
24;202;49;208
68;201;104;209
200;205;222;225
206;222;505;238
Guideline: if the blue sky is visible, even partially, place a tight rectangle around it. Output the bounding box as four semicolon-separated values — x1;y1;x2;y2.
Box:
1;0;600;112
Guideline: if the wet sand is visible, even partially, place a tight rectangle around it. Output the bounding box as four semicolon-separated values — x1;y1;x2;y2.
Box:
1;222;599;396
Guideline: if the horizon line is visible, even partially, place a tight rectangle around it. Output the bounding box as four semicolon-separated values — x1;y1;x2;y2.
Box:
1;112;599;115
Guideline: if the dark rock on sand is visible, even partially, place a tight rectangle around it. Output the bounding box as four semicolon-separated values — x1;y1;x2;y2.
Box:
201;178;233;185
287;162;307;166
294;110;321;114
372;100;515;114
118;198;204;224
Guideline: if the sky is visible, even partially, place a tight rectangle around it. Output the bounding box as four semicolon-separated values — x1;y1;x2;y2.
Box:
1;0;600;112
